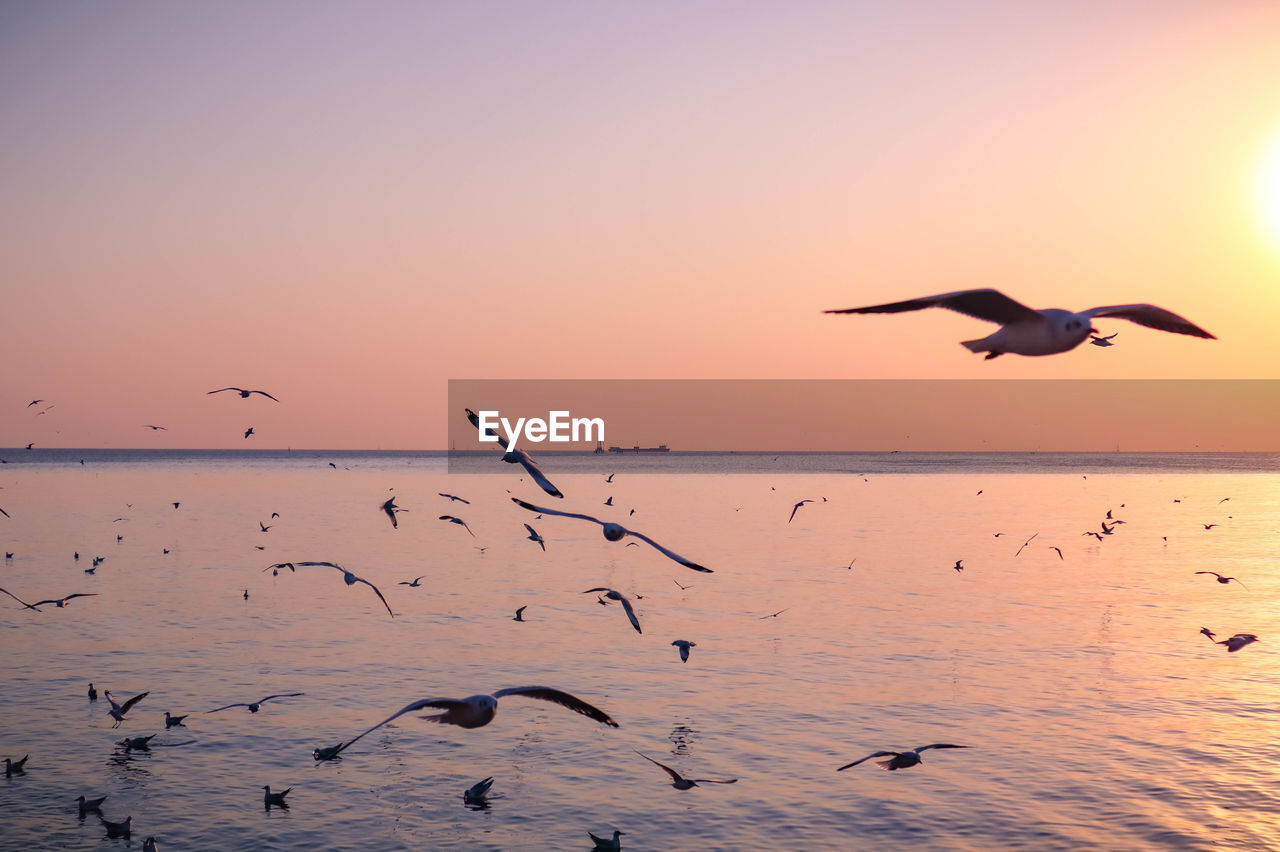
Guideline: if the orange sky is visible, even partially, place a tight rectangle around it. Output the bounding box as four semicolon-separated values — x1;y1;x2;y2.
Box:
3;1;1280;449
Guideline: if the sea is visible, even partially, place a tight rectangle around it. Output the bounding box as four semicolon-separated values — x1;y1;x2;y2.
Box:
2;449;1279;851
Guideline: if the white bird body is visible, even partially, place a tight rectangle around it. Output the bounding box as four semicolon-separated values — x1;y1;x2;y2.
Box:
825;289;1214;359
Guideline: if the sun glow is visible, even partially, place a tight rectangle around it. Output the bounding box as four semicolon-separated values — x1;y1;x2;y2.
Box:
1256;126;1280;253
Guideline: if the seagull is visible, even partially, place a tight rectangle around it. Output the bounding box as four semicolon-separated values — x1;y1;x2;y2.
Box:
583;588;642;634
263;562;296;576
672;640;696;662
513;606;527;622
1089;332;1118;347
758;608;789;620
294;561;394;618
439;514;476;536
1083;531;1104;541
1202;524;1219;530
88;683;97;701
1049;546;1063;560
207;693;305;714
172;502;180;509
438;493;470;504
788;500;814;523
1200;627;1217;641
105;690;149;727
511;498;710;572
673;579;693;590
262;786;291;808
837;743;969;771
399;576;425;587
116;734;157;752
142;425;167;430
243;589;249;600
259;521;272;532
312;743;347;761
100;815;132;838
606;473;616;483
524;523;546;551
1014;532;1039;556
331;686;618;753
1219;497;1230;504
208;387;280;401
30;592;98;609
143;838;159;852
465;408;563;497
824;289;1214;358
589;829;625;851
604;496;614;507
244;427;255;439
5;755;28;776
1195;571;1247;589
1217;633;1259;653
380;496;404;529
26;399;43;407
164;712;188;728
77;794;108;816
463;777;495;805
634;749;736;789
952;560;964;573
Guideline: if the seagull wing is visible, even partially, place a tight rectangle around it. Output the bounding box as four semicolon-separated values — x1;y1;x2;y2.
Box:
354;577;395;618
492;686;619;727
206;388;240;395
510;450;563;498
837;751;899;771
257;693;305;705
118;691;149;715
249;390;281;401
206;702;250;713
914;743;968;753
465;408;510;450
340;697;452;750
624;529;712;573
617;595;642;634
1194;571;1222;578
1080;304;1215;338
296;560;345;571
692;777;739;784
0;586;42;610
512;498;603;524
634;750;684;783
825;289;1042;325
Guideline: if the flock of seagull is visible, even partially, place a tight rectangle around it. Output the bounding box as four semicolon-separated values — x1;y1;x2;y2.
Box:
0;289;1253;851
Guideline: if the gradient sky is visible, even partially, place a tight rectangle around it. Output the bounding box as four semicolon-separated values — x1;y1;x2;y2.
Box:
3;1;1280;449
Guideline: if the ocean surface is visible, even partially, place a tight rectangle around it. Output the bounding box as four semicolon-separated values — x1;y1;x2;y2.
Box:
2;450;1279;851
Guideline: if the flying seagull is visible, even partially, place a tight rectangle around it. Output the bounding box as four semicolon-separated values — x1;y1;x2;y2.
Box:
208;692;305;714
511;498;710;572
465;408;563;498
824;289;1214;358
208;388;280;401
583;588;642;634
380;497;404;529
1089;332;1118;347
141;425;167;430
330;686;618;753
439;515;476;536
1195;571;1247;589
1049;546;1064;560
672;639;696;662
788;500;814;523
837;743;969;771
524;523;546;551
1014;532;1039;556
1216;633;1259;653
0;586;44;611
438;493;471;504
399;576;425;587
28;592;98;609
513;606;527;622
953;560;964;573
294;561;394;618
633;750;737;788
243;427;254;439
105;690;149;727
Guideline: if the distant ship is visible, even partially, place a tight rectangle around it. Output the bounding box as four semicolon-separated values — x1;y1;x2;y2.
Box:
608;444;671;453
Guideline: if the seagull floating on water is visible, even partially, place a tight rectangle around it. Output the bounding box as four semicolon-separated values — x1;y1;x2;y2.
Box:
589;829;625;850
164;712;188;728
824;289;1214;358
208;692;304;714
463;777;495;805
512;498;710;572
100;815;132;838
143;837;159;852
332;686;617;753
5;755;28;776
634;749;736;788
583;588;642;634
105;691;148;727
262;786;291;808
837;743;968;771
88;683;97;701
117;734;157;752
208;387;280;401
671;640;696;662
77;794;107;816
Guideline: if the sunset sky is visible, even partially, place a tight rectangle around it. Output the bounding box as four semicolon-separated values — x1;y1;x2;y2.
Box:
4;1;1280;450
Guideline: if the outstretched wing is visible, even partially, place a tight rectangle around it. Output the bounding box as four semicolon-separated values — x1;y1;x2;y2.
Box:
465;408;509;450
836;751;898;771
207;388;240;395
206;702;249;713
492;686;619;727
0;586;41;611
339;697;452;751
297;560;345;571
915;743;968;753
825;289;1041;325
509;450;564;498
626;529;712;573
258;692;305;704
634;750;683;783
355;578;395;618
249;390;280;401
1080;304;1214;338
617;595;642;635
512;498;602;525
692;777;739;784
119;692;149;714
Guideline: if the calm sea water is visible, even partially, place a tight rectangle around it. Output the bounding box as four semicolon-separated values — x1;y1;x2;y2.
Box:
2;450;1279;851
